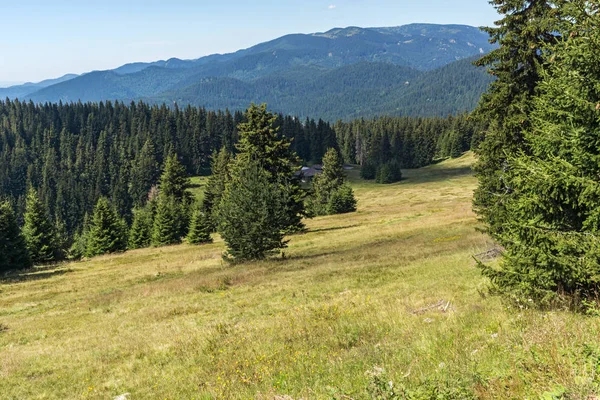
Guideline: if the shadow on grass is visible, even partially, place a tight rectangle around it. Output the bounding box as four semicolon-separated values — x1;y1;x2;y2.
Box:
405;166;474;185
308;224;359;234
1;266;72;284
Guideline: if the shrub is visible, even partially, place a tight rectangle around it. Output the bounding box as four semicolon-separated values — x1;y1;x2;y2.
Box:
327;184;357;214
376;161;402;184
360;162;377;180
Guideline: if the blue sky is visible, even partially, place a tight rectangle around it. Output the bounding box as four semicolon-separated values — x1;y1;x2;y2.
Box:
0;0;499;84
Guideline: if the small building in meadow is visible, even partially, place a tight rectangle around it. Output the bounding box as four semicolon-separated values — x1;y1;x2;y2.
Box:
296;166;321;183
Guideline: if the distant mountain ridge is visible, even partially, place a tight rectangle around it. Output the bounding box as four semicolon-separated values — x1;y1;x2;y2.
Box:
1;23;495;120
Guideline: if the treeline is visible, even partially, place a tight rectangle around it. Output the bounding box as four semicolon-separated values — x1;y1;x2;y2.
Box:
335;113;484;182
0;99;336;238
0;104;356;269
0;98;479;268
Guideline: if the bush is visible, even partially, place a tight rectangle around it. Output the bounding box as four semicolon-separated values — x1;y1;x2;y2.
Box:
327;184;357;214
376;161;402;184
360;162;377;180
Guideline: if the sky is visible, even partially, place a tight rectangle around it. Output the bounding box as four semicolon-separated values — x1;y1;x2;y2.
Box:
0;0;499;85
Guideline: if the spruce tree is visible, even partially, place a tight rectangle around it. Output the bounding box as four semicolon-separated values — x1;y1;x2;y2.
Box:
0;200;31;272
151;193;183;247
217;157;288;261
160;153;191;202
236;103;305;233
376;161;402;184
473;0;562;239
202;147;231;231
128;205;154;249
187;206;212;245
22;188;58;264
308;148;357;216
130;138;159;207
86;197;128;257
480;4;600;306
327;184;357;215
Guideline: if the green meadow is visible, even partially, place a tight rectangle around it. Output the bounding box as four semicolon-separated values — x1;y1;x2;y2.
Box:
2;153;599;399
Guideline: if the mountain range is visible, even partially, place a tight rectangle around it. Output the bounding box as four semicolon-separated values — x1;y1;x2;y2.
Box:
0;24;495;120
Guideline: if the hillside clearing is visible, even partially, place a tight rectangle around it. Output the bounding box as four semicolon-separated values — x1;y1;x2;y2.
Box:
1;153;599;399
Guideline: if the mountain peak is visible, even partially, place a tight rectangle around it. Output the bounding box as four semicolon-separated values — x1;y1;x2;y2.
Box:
313;26;366;39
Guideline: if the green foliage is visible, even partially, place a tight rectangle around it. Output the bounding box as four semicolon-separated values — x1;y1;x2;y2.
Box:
364;366;476;400
202;147;231;231
217;158;288;261
327;184;357;215
236;103;305;233
307;148;356;216
360;162;377;180
376;161;402;184
130;139;159;207
479;6;600;307
187;207;212;245
128;205;154;250
68;214;90;260
160;153;191;202
85;198;128;258
22;188;59;264
473;0;562;240
0;200;31;272
152;194;185;247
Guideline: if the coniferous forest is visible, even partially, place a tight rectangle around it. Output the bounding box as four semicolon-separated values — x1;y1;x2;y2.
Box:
0;99;477;267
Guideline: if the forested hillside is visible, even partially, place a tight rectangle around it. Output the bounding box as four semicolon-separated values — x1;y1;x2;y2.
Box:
1;24;494;120
152;57;493;120
0;99;478;257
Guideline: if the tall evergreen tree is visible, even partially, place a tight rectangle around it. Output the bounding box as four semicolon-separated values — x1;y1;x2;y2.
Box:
128;204;154;249
473;0;562;239
236;103;305;233
129;138;159;207
217;157;288;261
308;148;356;215
187;206;212;245
480;3;600;306
151;193;184;247
160;153;191;202
86;197;128;257
0;200;31;272
22;188;58;264
202;147;231;230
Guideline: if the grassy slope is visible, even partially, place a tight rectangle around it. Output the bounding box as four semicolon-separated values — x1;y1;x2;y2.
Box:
2;153;600;399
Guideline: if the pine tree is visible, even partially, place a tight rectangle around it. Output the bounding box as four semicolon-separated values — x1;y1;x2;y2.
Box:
151;193;184;247
479;3;600;307
202;147;231;230
308;148;356;216
327;184;357;215
69;213;90;260
128;205;154;249
130;138;160;207
236;103;305;233
160;153;191;202
0;200;31;272
22;188;58;264
86;197;128;257
217;157;288;261
376;161;402;184
473;0;562;239
187;207;212;245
